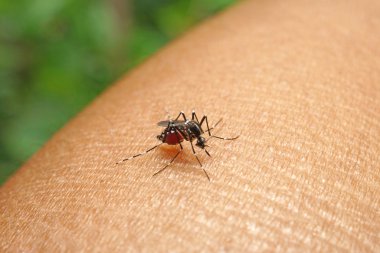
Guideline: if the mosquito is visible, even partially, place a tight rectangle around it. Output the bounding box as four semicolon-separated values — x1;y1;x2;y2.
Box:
116;111;239;181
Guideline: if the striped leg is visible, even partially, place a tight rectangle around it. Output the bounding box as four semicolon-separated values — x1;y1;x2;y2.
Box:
205;118;223;134
189;140;210;181
116;143;162;164
174;111;187;121
199;115;212;136
210;135;240;141
153;148;182;177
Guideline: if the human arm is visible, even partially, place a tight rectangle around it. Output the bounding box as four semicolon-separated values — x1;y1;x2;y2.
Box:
1;0;380;251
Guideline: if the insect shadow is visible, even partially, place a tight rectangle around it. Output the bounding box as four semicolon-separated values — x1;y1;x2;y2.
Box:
116;111;239;181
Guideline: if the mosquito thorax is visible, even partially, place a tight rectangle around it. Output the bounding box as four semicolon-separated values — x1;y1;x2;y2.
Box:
186;120;203;137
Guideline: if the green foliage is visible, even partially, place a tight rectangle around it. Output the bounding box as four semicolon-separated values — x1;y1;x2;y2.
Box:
0;0;235;184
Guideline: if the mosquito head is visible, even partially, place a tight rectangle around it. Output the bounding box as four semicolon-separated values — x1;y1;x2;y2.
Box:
195;136;207;149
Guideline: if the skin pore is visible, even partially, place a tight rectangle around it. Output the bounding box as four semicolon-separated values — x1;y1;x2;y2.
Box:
1;0;379;251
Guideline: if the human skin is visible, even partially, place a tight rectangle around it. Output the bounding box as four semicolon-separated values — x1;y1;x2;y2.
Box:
1;0;380;251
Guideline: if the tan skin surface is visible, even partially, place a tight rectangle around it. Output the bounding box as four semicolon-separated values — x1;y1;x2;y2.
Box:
1;0;380;251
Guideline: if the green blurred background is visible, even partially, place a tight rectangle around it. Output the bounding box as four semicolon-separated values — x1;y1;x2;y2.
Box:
0;0;235;184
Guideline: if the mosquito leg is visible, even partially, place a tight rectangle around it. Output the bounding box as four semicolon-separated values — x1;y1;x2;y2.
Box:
116;143;162;164
204;118;223;134
174;111;187;121
189;140;210;181
189;139;201;166
192;110;200;123
175;126;188;142
202;168;210;181
210;135;240;141
153;149;182;177
212;118;223;130
199;115;212;136
172;127;184;150
202;117;239;141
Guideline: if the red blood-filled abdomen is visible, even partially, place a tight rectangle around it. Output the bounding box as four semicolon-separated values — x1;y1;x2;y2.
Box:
164;131;184;145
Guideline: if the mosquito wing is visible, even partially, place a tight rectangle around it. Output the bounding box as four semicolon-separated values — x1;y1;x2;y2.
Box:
157;120;186;127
